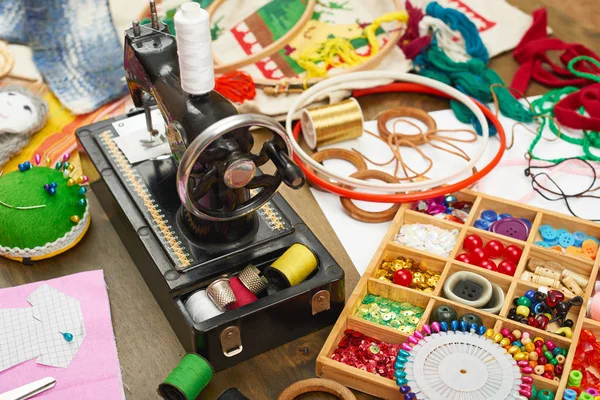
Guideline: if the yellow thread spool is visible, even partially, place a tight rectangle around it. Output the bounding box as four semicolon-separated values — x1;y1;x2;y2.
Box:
300;98;363;150
265;243;318;288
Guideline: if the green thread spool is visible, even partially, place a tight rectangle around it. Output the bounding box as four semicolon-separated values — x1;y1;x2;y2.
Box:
265;243;318;288
568;369;583;387
158;354;213;400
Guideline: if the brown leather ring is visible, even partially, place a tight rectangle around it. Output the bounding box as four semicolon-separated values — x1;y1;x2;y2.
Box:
310;149;368;191
377;107;437;144
277;378;356;400
340;170;400;223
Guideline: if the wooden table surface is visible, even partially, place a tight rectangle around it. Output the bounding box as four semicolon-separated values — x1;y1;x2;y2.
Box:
1;1;599;399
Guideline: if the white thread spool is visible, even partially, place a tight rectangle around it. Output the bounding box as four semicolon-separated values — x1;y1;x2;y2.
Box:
185;289;223;323
174;2;214;95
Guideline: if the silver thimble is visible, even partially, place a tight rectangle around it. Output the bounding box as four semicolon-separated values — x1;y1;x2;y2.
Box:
206;278;236;311
238;264;268;294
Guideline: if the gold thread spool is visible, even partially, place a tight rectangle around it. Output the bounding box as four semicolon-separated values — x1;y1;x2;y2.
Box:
265;243;318;288
300;98;364;150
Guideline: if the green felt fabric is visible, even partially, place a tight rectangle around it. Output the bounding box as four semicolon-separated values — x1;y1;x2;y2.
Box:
0;167;86;249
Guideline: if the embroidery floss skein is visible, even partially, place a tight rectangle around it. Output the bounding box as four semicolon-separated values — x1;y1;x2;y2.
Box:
301;98;364;150
158;353;213;400
265;244;318;288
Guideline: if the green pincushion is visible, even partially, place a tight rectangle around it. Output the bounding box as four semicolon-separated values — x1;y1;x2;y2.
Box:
0;166;87;254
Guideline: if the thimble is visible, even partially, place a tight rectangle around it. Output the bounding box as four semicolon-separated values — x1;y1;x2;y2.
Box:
238;264;268;294
206;278;236;311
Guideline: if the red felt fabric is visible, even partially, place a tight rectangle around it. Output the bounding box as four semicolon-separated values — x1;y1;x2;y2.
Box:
510;8;600;94
229;276;258;309
554;83;600;131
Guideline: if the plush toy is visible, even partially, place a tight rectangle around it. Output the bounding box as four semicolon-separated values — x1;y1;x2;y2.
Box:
0;86;49;168
0;156;90;262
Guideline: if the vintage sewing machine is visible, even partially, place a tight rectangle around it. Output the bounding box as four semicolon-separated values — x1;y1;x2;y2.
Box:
76;5;344;371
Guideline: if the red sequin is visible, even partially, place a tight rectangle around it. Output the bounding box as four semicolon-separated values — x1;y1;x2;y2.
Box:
331;330;400;380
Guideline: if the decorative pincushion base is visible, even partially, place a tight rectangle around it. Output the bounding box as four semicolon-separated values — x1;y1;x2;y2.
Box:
0;158;90;262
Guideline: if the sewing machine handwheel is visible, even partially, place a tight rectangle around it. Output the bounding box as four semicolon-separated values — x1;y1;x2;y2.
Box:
177;113;304;221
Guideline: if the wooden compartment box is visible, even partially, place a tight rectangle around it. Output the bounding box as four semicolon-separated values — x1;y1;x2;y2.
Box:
317;190;600;399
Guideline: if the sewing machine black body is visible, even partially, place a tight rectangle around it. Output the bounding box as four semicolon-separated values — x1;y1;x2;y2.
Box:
76;16;344;371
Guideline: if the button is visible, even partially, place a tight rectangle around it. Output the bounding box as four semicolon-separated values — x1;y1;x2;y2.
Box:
558;232;575;248
541;228;558;241
544;236;560;246
535;241;551;248
452;280;484;302
555;229;569;237
474;219;491;230
539;225;553;234
481;209;498;222
573;231;587;247
490;218;529;241
499;213;512;219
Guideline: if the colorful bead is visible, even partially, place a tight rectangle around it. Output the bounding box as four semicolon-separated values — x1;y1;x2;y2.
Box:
34;154;41;165
63;161;70;171
61;332;73;342
375;255;440;292
63;170;71;179
63;153;71;162
48;187;56;196
516;305;530;317
77;198;87;207
78;186;87;195
555;327;573;338
70;215;80;223
55;161;62;170
67;178;76;187
45;157;51;167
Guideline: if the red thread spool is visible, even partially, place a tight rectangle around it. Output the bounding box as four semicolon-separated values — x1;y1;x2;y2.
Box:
229;276;258;309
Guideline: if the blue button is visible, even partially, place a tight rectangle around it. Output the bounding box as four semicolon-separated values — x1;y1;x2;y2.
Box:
541;228;557;241
519;218;532;228
474;219;491;230
555;229;569;238
535;241;551;248
481;210;498;222
499;213;512;219
558;232;575;248
545;236;560;246
573;231;587;247
539;225;553;234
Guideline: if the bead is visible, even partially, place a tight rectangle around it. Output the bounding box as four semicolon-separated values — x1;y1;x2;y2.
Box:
545;340;555;351
493;333;503;343
78;186;87;195
18;163;26;172
517;296;532;307
503;245;523;264
393;269;413;287
67;164;75;172
555;327;572;338
61;332;73;342
399;350;410;358
50;181;57;189
463;234;484;252
514;352;529;361
45;157;52;167
431;322;440;333
456;253;474;264
67;178;76;187
70;215;81;223
399;385;411;394
498;259;517;276
538;356;548;365
553;366;563;378
534;365;545;375
395;370;407;378
544;364;554;373
536;389;555;400
405;393;416;400
44;183;50;191
484;240;505;258
414;331;424;340
529;351;538;361
508;346;521;355
536;315;549;330
77;198;87;207
525;342;535;352
63;153;71;162
63;161;70;171
501;328;511;336
516;305;530;317
556;354;565;364
477;325;486;336
396;378;408;386
401;343;412;351
542;371;554;380
55;161;63;170
568;370;582;387
521;376;533;384
529;360;538;368
48;187;56;196
534;338;544;347
517;360;529;368
500;337;511;347
549;358;558;366
521;366;533;374
478;258;497;271
512;330;522;339
485;328;494;338
396;224;459;257
396;356;408;364
524;290;536;300
34;154;41;165
76;175;89;184
460;313;482;327
63;170;71;179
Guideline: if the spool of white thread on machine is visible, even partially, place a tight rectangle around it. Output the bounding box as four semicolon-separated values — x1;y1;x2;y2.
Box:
185;289;223;323
174;2;214;95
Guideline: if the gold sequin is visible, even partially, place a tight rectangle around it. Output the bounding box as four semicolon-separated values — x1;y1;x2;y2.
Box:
374;255;441;292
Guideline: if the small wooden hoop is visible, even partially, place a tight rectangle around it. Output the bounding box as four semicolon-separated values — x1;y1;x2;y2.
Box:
340;170;400;223
377;107;437;143
311;148;368;191
277;378;356;400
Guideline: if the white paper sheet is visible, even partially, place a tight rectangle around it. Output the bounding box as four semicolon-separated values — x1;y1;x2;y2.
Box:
0;285;85;371
311;99;600;274
112;108;170;164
